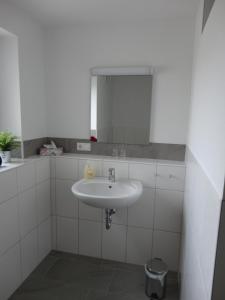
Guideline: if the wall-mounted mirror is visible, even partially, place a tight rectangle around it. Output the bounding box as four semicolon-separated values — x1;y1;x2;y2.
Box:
90;68;153;145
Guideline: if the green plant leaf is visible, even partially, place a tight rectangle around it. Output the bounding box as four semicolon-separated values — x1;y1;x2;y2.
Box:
0;131;20;151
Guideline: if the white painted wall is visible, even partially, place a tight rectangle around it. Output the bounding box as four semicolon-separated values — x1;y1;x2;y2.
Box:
0;1;47;140
187;0;225;197
45;20;195;144
181;0;225;299
0;32;22;137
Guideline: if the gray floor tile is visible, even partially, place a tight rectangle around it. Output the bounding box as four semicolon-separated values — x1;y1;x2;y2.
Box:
46;258;99;283
109;269;145;294
9;252;179;300
11;283;88;300
106;291;149;300
100;259;143;272
85;289;108;300
14;277;63;295
30;255;59;278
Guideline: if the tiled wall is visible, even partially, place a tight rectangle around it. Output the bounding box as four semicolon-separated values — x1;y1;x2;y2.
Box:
51;155;185;271
0;157;51;300
0;154;185;299
180;149;222;300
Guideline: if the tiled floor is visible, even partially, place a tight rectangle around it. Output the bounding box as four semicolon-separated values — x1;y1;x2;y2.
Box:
10;251;179;300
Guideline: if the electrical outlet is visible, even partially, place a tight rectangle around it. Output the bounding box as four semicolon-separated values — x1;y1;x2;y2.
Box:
77;142;91;152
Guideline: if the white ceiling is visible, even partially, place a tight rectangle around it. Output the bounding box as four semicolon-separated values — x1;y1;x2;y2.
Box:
7;0;199;26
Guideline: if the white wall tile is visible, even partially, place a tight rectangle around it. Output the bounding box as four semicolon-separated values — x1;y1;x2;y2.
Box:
0;244;22;300
51;216;57;250
21;229;38;280
19;188;37;238
128;188;155;229
129;163;156;188
50;157;56;178
36;157;50;184
79;220;101;258
155;189;183;233
51;179;56;215
102;224;126;262
78;159;102;179
37;180;51;224
79;201;102;222
56;217;78;254
38;218;51;262
126;227;153;265
0;169;18;204
111;208;127;225
153;230;180;271
199;190;221;298
47;156;185;274
0;196;20;255
180;222;209;300
56;179;78;218
181;149;222;300
18;162;36;192
103;161;128;180
156;165;185;191
55;157;78;180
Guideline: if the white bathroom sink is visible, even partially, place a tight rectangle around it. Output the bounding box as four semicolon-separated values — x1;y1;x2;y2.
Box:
71;177;143;209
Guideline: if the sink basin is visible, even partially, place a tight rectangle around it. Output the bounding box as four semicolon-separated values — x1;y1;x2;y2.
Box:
71;177;143;209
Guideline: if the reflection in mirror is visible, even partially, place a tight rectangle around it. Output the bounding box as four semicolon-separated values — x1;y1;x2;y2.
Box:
90;74;152;145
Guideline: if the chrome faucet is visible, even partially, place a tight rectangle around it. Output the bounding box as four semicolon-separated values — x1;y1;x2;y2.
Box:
108;168;115;182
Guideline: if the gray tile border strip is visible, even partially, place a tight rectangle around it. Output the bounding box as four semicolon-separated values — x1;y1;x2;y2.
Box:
11;142;22;158
23;137;48;158
23;137;185;161
47;138;185;161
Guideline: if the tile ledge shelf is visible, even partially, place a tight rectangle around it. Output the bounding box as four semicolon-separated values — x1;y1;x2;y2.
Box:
23;137;186;162
0;156;48;174
47;153;186;166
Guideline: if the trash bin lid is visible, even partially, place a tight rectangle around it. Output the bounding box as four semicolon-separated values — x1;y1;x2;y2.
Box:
146;258;168;275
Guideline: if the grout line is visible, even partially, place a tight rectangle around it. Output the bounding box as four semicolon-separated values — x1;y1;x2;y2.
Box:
36;177;51;187
53;176;57;250
124;213;128;263
100;211;103;259
34;168;40;261
0;192;21;206
0;239;21;259
151;188;156;260
77;199;80;254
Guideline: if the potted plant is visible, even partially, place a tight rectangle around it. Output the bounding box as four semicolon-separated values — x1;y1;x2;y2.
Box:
0;131;20;163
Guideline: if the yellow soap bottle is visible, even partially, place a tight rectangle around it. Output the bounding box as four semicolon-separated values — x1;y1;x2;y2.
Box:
84;163;96;179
